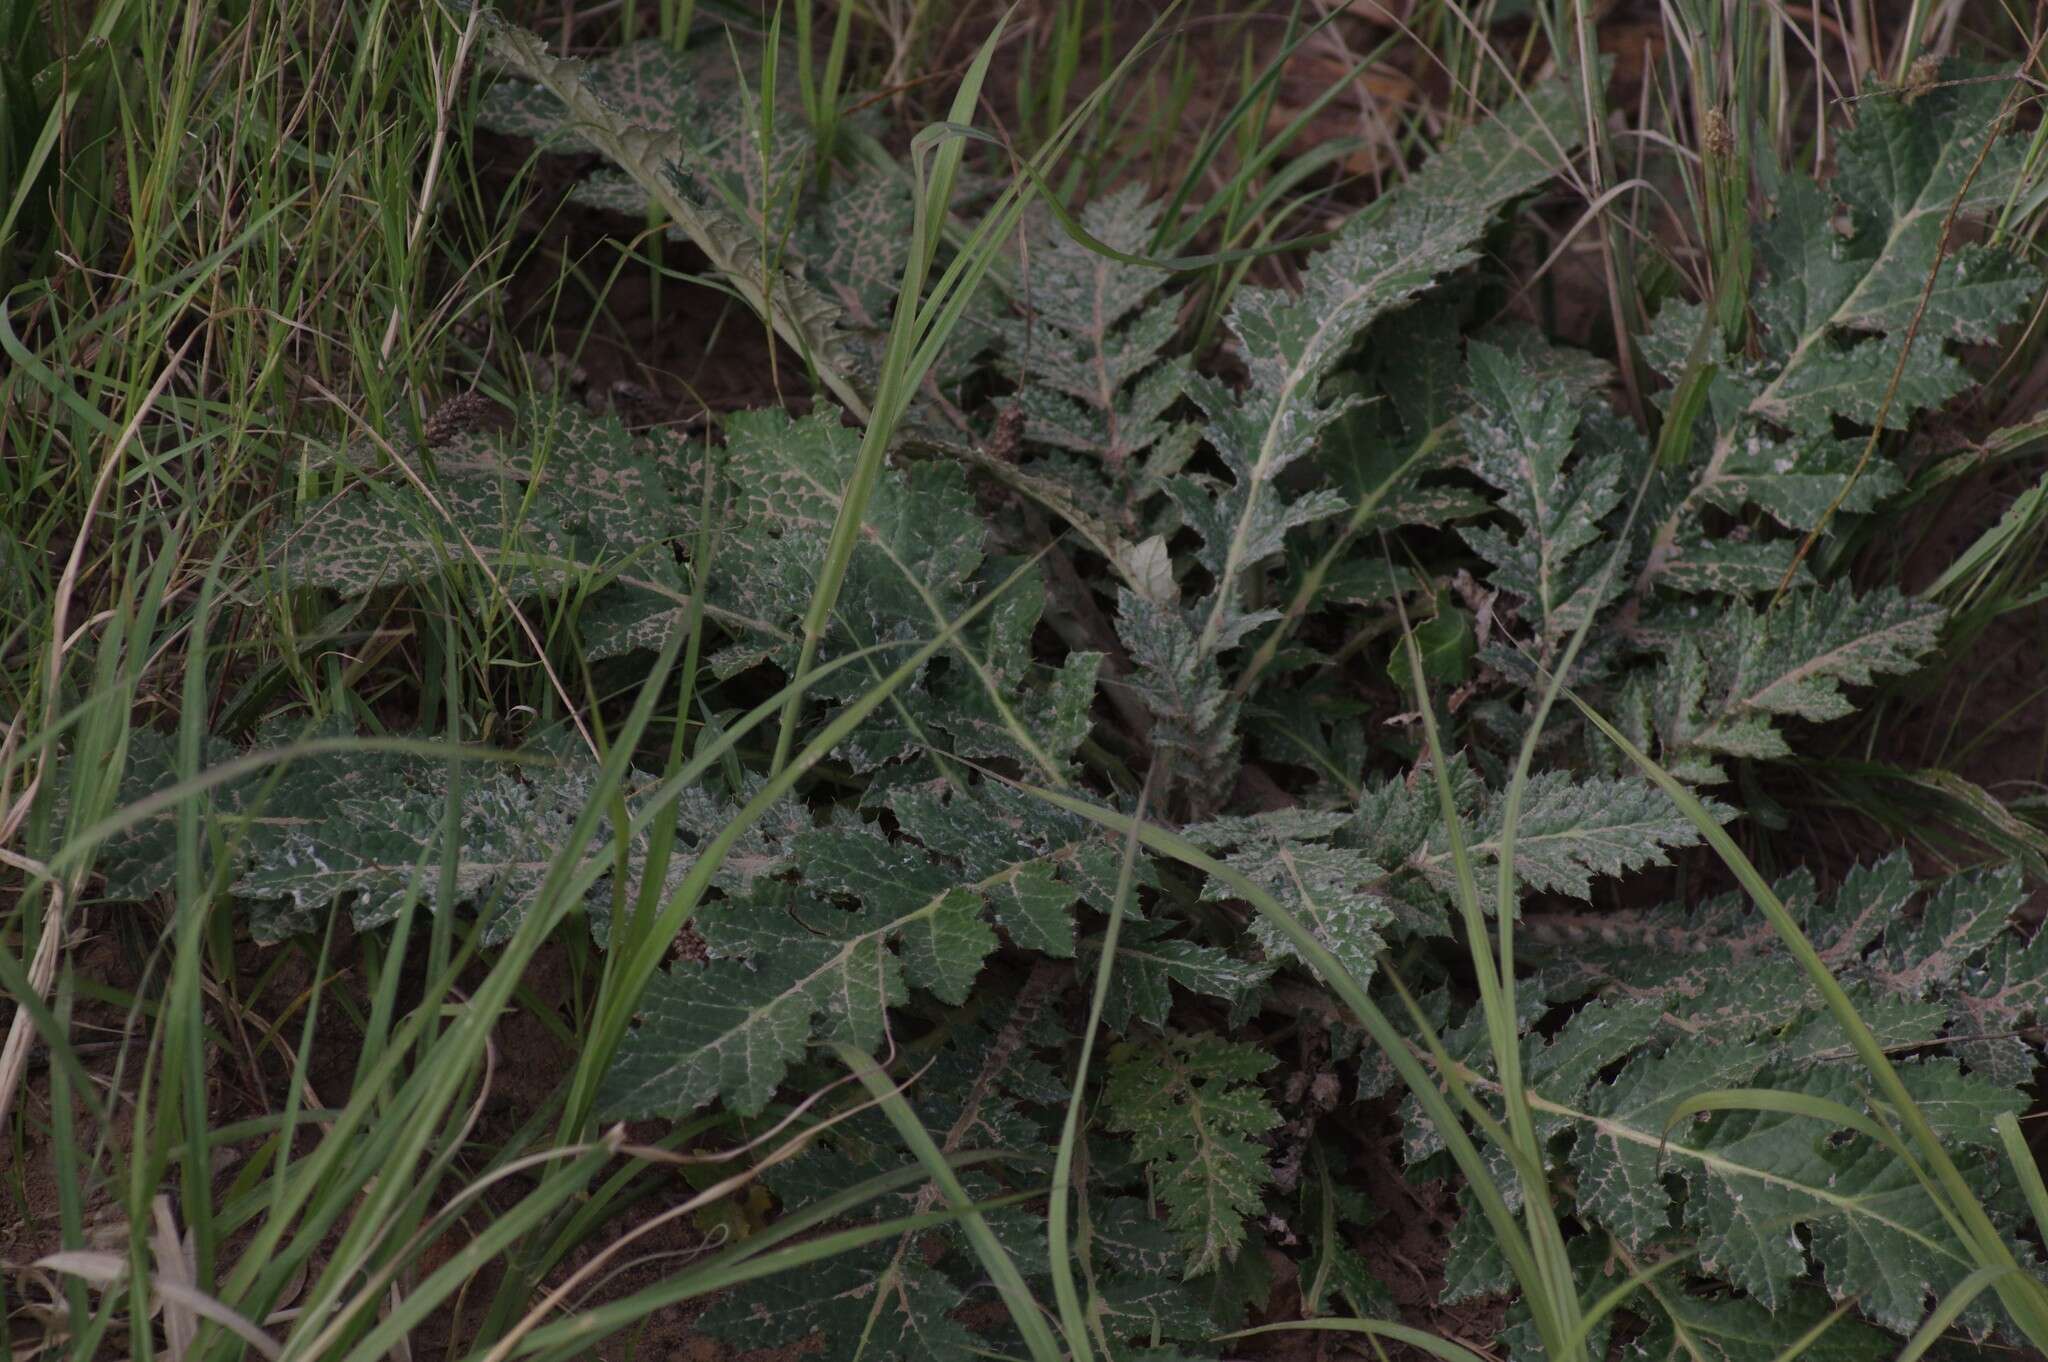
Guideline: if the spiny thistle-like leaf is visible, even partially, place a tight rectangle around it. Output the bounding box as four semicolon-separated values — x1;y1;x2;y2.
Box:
271;404;692;599
1637;67;2035;593
1344;763;1717;922
239;758;579;940
1184;78;1581;627
1313;307;1520;540
1524;854;2035;1040
1628;1288;1925;1362
1104;1030;1280;1276
1487;854;2042;1337
602;787;1136;1117
1083;917;1275;1035
96;724;767;946
1457;339;1629;651
1416;769;1723;901
602;820;979;1117
477;35;810;216
1131;80;1581;799
1946;888;2048;1084
597;407;982;689
1002;185;1197;486
712;408;985;683
1618;1056;2018;1336
1761;73;2031;411
1184;809;1395;989
95;729;244;901
473;14;872;416
173;39;2048;1357
594;407;1099;775
1633;582;1944;777
841;564;1104;778
797;164;917;330
1113;588;1272;798
883;779;1144;956
477;25;943;391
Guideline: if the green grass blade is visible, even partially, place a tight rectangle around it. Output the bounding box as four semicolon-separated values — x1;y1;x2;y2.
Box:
1216;1317;1488;1362
833;1042;1066;1362
1564;684;2048;1345
1046;771;1154;1362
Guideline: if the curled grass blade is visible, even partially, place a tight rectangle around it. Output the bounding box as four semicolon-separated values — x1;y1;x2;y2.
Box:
833;1042;1065;1362
1215;1317;1488;1362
